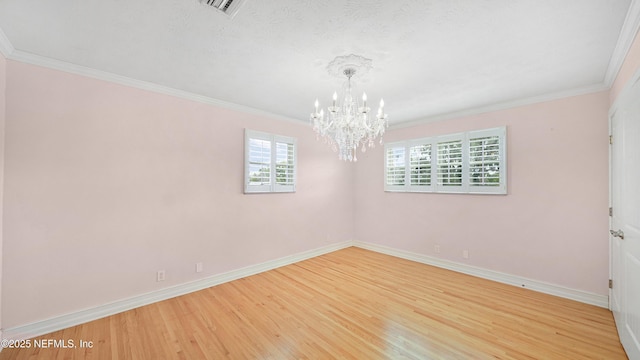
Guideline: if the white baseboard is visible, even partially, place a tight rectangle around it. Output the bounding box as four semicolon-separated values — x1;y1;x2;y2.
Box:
2;241;353;340
352;241;609;308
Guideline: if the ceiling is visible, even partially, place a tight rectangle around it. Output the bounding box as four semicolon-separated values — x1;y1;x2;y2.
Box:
0;0;637;125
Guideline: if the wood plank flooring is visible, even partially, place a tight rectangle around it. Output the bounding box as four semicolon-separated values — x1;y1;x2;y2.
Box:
0;247;627;359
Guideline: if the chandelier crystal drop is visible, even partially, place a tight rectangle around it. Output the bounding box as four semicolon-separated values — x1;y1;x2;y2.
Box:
310;57;388;162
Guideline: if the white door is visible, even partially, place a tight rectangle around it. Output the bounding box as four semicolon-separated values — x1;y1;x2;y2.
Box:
610;71;640;360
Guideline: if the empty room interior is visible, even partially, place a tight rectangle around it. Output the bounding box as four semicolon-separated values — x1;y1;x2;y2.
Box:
1;0;640;359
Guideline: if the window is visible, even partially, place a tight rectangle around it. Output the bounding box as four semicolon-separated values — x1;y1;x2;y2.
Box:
469;132;501;188
385;146;406;189
410;143;432;187
437;137;463;188
245;129;296;193
384;126;506;194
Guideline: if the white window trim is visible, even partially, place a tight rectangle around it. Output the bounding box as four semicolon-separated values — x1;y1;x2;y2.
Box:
244;129;297;194
384;126;507;195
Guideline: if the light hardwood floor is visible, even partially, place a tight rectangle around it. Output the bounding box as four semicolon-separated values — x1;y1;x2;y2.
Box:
0;247;627;359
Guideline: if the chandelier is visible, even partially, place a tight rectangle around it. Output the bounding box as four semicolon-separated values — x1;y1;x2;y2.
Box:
310;55;388;162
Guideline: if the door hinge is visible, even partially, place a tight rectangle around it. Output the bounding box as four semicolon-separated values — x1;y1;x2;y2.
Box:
609;279;613;289
609;135;613;145
609;207;613;216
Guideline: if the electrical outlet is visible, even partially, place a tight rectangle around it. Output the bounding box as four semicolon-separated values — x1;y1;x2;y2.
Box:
196;262;203;273
157;270;166;282
434;245;440;253
463;250;469;259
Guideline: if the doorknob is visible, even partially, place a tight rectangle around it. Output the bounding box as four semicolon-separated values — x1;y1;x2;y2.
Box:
610;229;625;240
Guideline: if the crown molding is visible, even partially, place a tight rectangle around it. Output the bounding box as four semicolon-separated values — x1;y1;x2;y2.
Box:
389;82;609;129
3;48;615;131
5;48;306;126
609;62;640;118
1;46;614;131
0;26;14;57
604;0;640;86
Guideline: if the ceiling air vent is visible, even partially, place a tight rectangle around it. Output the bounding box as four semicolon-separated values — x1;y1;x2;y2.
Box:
199;0;246;18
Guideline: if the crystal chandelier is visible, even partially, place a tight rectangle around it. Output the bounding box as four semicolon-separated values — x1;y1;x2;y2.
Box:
310;55;388;162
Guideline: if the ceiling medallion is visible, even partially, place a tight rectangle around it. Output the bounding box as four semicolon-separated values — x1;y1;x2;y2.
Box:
310;54;388;162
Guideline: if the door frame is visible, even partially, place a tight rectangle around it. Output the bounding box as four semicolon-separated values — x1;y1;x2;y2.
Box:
608;64;640;356
608;109;613;311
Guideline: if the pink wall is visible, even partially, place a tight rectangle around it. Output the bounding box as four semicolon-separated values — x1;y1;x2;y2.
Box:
1;60;355;328
354;91;611;295
610;29;640;103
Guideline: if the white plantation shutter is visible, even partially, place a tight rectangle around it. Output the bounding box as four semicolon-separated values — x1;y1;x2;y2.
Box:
385;140;435;192
248;138;271;188
468;127;506;194
407;140;434;192
274;139;295;191
245;130;296;193
436;136;464;192
384;126;506;194
385;144;406;191
410;144;431;186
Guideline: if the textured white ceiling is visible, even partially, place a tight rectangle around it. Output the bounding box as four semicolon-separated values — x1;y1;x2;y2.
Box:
0;0;634;124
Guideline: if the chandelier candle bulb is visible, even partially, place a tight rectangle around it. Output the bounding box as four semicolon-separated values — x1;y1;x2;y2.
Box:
333;92;337;107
